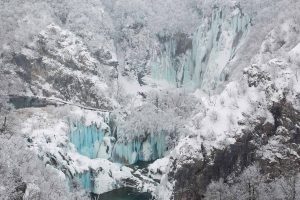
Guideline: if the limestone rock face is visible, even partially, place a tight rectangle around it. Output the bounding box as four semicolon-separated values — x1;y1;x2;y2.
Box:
156;19;300;200
151;5;250;90
1;1;300;199
170;100;300;199
2;24;116;109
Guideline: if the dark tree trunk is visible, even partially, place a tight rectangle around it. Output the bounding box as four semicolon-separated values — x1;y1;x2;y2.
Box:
1;116;6;132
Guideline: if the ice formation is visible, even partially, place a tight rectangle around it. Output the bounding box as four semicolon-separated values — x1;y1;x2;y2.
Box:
69;121;167;164
112;132;166;164
69;122;106;159
19;106;159;195
67;116;168;192
79;171;93;191
4;0;300;199
151;6;250;90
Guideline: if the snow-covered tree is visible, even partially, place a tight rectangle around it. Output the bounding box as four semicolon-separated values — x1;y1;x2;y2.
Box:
205;164;300;200
0;131;88;199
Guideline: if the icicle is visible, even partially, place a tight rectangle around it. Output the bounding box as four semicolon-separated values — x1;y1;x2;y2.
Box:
69;122;106;159
112;132;167;165
151;7;251;90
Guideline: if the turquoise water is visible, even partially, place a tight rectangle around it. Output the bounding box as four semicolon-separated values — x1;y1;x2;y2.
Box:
112;132;166;164
150;8;251;90
69;122;166;196
69;122;105;159
79;170;94;192
91;188;152;200
69;122;166;165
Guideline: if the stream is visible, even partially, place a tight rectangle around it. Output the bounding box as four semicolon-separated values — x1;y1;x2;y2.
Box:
92;187;152;200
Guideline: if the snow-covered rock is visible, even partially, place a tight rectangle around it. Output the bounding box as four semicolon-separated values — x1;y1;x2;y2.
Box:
1;1;300;200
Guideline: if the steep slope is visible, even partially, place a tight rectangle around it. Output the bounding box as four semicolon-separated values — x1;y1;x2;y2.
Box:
1;0;300;200
1;24;116;109
151;4;250;90
155;12;300;200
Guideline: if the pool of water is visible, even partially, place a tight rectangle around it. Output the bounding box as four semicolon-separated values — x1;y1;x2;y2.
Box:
91;187;152;200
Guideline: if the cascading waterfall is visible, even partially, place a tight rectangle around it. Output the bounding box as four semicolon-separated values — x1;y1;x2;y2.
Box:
151;32;193;88
151;6;251;90
112;132;166;165
151;38;185;87
69;122;105;159
68;117;168;192
67;5;251;195
69;120;167;164
69;120;111;192
79;170;94;192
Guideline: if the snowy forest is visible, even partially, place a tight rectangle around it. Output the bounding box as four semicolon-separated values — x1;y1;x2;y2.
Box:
0;0;300;199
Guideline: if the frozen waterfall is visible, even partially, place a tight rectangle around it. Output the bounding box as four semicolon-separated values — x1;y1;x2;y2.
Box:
151;6;251;90
69;120;167;164
112;132;166;165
